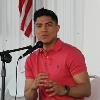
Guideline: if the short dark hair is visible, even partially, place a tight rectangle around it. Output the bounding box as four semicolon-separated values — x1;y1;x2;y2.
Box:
34;8;58;24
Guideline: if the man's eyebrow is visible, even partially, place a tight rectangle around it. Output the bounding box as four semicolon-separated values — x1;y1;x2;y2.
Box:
35;23;42;25
35;21;54;25
46;21;54;24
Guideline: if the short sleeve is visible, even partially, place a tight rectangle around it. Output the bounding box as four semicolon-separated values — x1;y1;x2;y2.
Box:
25;56;34;79
67;48;87;76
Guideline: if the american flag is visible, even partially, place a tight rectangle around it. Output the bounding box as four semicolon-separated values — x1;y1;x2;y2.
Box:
19;0;32;37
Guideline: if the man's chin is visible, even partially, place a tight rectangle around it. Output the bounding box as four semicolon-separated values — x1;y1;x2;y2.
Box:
40;40;49;44
42;41;49;44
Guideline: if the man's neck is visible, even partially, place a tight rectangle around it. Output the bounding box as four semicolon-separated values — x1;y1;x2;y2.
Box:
43;39;57;52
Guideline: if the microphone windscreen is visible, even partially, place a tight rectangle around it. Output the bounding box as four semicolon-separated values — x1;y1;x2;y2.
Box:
36;41;43;48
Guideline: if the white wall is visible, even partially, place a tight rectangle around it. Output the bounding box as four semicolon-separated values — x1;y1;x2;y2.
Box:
83;0;100;76
0;0;33;99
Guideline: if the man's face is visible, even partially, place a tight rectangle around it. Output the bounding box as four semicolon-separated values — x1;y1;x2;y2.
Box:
34;16;60;44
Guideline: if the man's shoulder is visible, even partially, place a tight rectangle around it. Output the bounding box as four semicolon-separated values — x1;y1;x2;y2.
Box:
63;42;83;56
63;42;79;50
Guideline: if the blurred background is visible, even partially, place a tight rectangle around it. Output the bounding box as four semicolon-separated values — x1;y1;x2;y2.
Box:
0;0;100;100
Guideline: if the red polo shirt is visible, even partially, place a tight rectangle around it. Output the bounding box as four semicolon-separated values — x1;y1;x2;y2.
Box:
25;38;87;100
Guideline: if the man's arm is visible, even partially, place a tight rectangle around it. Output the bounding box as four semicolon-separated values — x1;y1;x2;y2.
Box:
66;71;91;98
24;79;38;100
44;71;91;98
24;73;49;100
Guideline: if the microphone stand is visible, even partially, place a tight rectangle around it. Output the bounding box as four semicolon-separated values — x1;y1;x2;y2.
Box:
1;54;6;100
0;45;32;100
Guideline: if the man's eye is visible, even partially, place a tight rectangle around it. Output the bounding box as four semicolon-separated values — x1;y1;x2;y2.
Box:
47;24;53;26
36;25;42;28
47;23;54;27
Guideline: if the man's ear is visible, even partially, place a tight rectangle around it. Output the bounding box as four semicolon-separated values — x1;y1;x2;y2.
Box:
56;25;60;32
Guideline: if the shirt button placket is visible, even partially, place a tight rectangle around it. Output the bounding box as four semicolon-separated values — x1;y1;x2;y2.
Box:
44;54;47;66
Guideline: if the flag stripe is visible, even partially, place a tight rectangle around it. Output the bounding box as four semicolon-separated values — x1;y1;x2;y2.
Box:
19;0;32;37
24;6;32;28
24;19;32;37
21;0;32;30
19;0;25;14
20;0;28;25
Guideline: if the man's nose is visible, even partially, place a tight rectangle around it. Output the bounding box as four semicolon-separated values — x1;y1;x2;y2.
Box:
42;24;48;30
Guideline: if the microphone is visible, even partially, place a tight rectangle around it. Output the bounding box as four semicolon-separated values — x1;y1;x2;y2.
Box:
18;41;43;60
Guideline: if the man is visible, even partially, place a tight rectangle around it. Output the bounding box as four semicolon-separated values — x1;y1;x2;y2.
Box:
24;8;91;100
